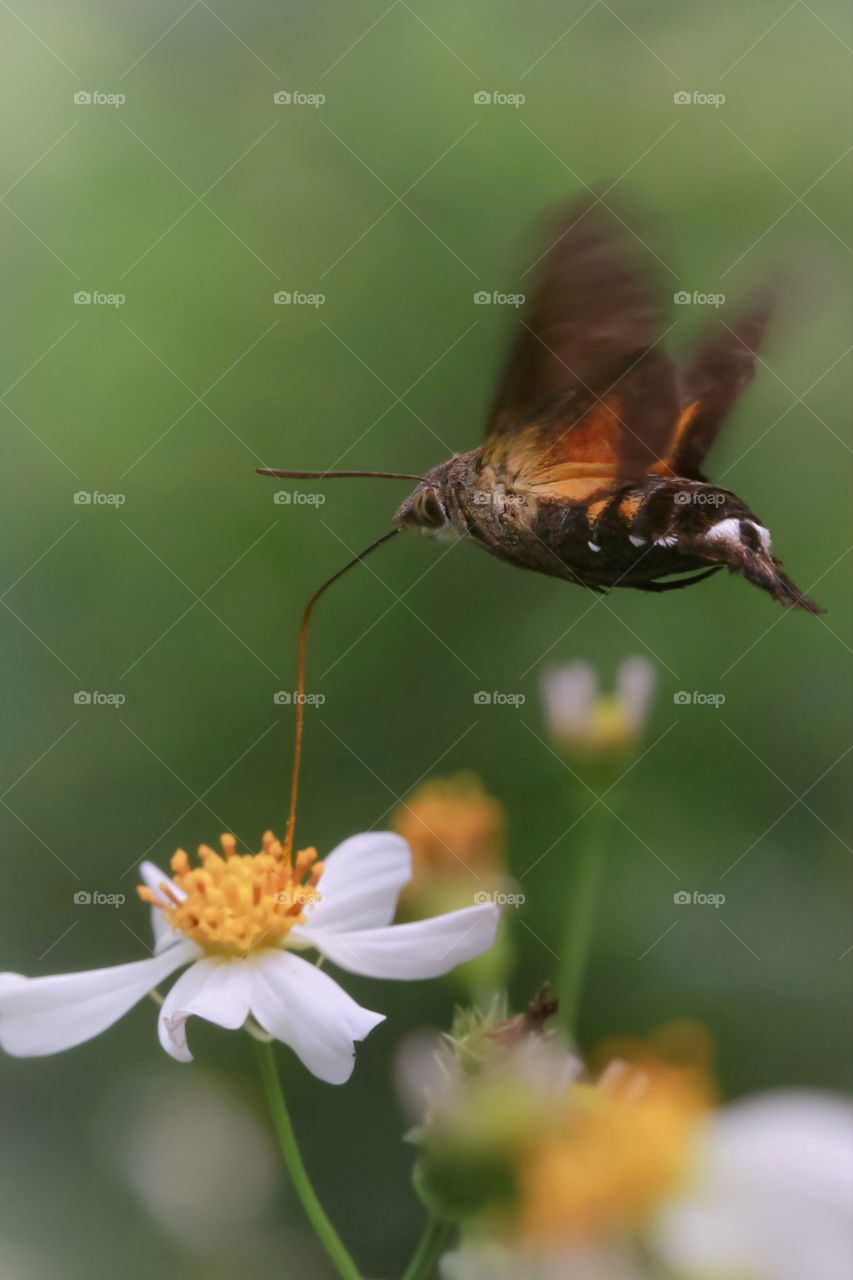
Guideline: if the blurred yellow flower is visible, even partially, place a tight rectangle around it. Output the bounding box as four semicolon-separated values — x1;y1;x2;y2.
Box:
519;1055;708;1242
393;772;506;897
437;1016;853;1280
412;1005;711;1241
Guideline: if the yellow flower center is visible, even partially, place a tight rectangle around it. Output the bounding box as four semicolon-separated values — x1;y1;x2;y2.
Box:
517;1059;708;1241
138;832;324;956
588;695;636;751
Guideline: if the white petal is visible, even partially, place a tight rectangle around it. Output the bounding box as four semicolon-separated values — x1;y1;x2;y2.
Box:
655;1091;853;1280
158;957;253;1063
305;832;411;932
248;950;384;1085
139;860;185;954
441;1242;643;1280
296;903;500;980
616;656;656;734
540;662;597;741
0;939;199;1057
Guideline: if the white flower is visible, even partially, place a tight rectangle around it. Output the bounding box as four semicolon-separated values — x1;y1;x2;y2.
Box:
0;831;499;1085
653;1090;853;1280
540;657;656;755
441;1242;642;1280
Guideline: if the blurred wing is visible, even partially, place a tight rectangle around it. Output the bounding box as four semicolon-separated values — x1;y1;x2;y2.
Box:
483;196;679;488
664;291;774;480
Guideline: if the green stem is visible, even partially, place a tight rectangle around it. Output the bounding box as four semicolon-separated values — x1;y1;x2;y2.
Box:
401;1216;454;1280
253;1039;363;1280
556;797;610;1039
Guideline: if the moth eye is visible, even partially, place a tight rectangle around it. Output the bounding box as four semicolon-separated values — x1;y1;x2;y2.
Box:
414;487;446;528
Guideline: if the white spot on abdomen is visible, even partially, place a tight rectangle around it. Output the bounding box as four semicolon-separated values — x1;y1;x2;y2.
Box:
588;541;601;553
705;517;742;548
629;535;645;547
747;520;772;552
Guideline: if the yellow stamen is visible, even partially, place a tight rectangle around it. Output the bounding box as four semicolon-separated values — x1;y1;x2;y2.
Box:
587;693;636;751
138;831;324;956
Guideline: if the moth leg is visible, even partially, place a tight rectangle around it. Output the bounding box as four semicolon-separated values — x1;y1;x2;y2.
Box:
632;567;723;593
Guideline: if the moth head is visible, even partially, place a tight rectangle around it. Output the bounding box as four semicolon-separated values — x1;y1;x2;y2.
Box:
395;483;449;533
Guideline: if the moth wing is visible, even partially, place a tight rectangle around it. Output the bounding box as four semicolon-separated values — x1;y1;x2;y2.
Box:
664;291;774;480
482;195;679;491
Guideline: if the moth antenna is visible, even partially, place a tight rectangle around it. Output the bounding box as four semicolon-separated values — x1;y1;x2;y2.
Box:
258;468;426;481
283;528;400;859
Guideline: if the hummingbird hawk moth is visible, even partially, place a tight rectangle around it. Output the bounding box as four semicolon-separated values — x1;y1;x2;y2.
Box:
265;195;820;856
261;195;818;613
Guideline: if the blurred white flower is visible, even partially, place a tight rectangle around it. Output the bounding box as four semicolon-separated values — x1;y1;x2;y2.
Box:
441;1242;642;1280
540;657;656;756
654;1090;853;1280
0;830;499;1084
107;1071;280;1249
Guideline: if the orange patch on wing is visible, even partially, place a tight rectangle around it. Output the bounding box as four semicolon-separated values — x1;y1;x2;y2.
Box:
532;473;616;503
651;401;701;475
489;397;623;474
666;400;701;459
485;395;627;506
539;397;624;470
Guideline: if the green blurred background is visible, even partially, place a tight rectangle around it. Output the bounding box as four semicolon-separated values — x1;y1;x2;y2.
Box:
1;1;850;1276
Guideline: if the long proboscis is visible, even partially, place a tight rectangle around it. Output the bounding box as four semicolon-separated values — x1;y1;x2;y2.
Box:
258;467;425;481
283;528;400;859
